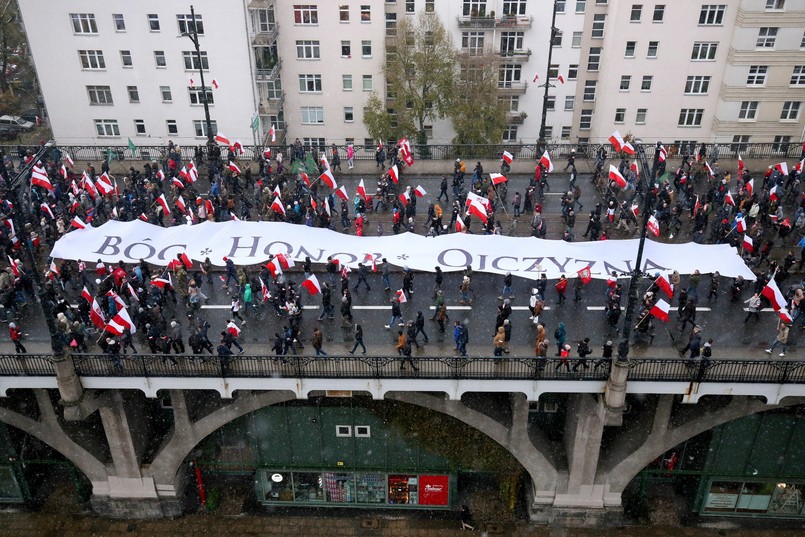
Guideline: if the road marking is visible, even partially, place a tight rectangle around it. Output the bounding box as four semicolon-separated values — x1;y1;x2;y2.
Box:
512;306;553;311
587;306;606;311
743;308;778;313
429;306;473;310
201;305;230;309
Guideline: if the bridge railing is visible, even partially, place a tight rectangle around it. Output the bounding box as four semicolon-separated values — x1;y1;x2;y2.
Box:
0;353;799;384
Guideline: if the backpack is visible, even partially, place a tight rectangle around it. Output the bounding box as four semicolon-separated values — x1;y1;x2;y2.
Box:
554;328;561;339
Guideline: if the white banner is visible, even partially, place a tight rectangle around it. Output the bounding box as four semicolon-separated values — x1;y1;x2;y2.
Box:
50;220;756;281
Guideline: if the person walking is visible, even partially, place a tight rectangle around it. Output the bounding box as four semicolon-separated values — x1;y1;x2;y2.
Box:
349;324;367;354
766;318;791;357
230;295;246;325
311;327;326;356
555;343;571;372
499;272;514;300
744;293;761;323
381;260;391;291
459;275;471;305
554;322;567;356
414;311;429;343
353;263;371;292
8;322;25;354
573;337;592;371
555;275;568;304
170;320;185;354
318;282;335;320
492;326;506;361
385;297;403;330
457;322;469;357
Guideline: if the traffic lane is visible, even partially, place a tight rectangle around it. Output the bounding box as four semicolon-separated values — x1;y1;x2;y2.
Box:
14;273;782;356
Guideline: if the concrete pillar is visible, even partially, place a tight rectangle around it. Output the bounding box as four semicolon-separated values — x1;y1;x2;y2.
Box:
53;351;85;420
98;391;141;479
604;359;629;424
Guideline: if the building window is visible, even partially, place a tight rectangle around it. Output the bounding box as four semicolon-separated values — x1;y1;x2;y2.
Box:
120;50;133;67
579;109;593;130
501;32;524;54
699;4;726;25
160;86;173;102
339;5;349;22
738;101;758;120
360;5;371;21
548;64;559;79
177;13;204;34
252;7;275;33
546;96;555;111
502;126;518;141
354;425;371;437
636;108;647;124
614;108;626;123
78;50;105;70
303;137;326;150
188;87;213;105
193;120;217;138
653;5;665;21
134;119;146;135
94;119;120;137
772;135;791;153
296;40;320;59
462;32;485;53
344;107;354;122
182;51;209;71
70;13;97;34
575;0;586;12
464;1;489;17
301;106;324;124
678;108;703;126
620;75;631;91
781;101;801;121
361;41;372;57
362;75;373;91
647;41;658;58
587;47;601;71
630;4;642;22
745;65;768;86
625;41;636;58
583;80;597;101
691;42;718;60
791;66;805;85
148;14;160;31
298;74;322;93
756;27;778;48
561;126;572;139
127;86;139;103
567;64;578;79
684;75;711;94
425;0;435;13
572;31;582;48
552;30;563;47
731;135;750;153
498;64;522;87
565;96;575;110
154;51;166;68
87;85;113;105
592;14;606;38
504;96;520;112
166;120;178;135
342;75;353;91
641;75;653;91
113;13;126;31
766;0;785;9
341;41;351;57
293;5;318;25
543;126;553;138
386;13;397;34
405;0;416;13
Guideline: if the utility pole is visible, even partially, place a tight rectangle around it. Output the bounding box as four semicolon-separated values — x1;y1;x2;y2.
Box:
537;0;558;151
183;5;215;159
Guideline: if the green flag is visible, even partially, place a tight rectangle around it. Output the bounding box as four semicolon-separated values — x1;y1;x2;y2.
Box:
128;137;137;153
250;115;260;133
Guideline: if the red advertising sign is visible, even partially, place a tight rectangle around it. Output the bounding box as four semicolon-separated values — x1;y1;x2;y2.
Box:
418;475;449;506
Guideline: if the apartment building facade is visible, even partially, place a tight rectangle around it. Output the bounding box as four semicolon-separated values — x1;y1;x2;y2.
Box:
18;0;805;149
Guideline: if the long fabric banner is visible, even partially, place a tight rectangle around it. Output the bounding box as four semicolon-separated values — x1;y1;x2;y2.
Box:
50;220;756;281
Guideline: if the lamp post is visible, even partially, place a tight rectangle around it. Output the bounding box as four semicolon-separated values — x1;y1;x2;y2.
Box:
3;142;84;410
537;0;558;150
605;141;656;415
182;5;215;155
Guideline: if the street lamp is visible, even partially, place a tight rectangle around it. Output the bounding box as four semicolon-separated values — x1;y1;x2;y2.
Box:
2;142;84;411
537;0;559;150
181;5;215;158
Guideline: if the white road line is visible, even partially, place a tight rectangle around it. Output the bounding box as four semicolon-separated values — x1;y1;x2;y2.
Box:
428;305;473;310
743;308;778;313
587;306;606;311
200;305;230;309
511;306;552;311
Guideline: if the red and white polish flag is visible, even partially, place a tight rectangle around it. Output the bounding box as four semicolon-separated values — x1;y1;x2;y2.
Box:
319;169;336;189
655;274;674;298
649;299;671;322
609;165;627;188
501;150;513;165
301;274;322;295
105;306;136;335
647;215;660;237
357;179;368;201
490;173;507;185
761;278;787;312
539;150;554;173
414;185;427;197
388;165;399;183
228;161;241;175
335;186;349;201
742;235;754;253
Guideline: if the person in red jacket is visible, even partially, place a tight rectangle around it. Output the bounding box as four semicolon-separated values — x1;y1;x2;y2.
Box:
8;322;25;354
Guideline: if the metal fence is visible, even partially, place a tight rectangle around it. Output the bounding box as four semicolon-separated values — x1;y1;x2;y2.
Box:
0;354;780;384
3;141;801;167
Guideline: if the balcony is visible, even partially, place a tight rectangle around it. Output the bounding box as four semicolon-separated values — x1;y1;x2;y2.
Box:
259;91;284;115
457;15;533;29
255;58;281;82
508;112;527;125
251;24;278;46
497;49;532;61
497;81;528;95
